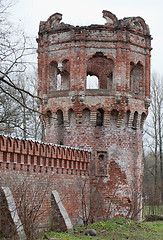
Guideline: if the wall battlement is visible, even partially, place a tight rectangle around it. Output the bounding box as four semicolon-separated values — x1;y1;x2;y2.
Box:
0;135;90;174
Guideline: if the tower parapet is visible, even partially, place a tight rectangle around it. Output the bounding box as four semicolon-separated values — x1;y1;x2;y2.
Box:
37;10;151;221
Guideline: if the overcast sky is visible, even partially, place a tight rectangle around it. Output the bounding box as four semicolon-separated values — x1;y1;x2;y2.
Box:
11;0;163;77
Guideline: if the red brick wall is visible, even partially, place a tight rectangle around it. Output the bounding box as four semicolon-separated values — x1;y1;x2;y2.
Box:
0;135;90;230
37;10;151;222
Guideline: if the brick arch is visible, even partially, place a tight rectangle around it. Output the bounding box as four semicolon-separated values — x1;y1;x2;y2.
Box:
87;54;114;90
44;107;53;114
86;53;115;63
130;59;144;67
49;58;59;65
130;61;144;96
54;107;64;114
94;104;107;112
60;56;70;62
80;105;91;111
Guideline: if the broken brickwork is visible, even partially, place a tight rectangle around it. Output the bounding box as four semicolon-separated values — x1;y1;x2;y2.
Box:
37;10;152;222
0;10;152;239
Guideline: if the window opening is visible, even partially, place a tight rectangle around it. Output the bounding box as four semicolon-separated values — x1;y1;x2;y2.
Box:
57;74;61;90
47;110;52;126
140;112;146;130
97;151;107;176
87;54;114;90
86;74;99;89
61;59;70;90
125;110;130;127
57;110;64;126
57;110;64;145
82;108;90;124
96;109;104;126
50;61;58;89
132;111;138;129
68;109;76;126
110;109;119;126
130;62;143;95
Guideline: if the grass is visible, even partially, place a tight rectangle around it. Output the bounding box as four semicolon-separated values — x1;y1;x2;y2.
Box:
42;218;163;240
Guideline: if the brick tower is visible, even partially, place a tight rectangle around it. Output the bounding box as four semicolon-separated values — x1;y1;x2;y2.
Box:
37;11;151;221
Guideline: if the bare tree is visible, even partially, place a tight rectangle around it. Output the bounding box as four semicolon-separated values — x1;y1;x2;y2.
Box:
0;68;44;141
0;173;52;240
143;72;163;204
0;0;39;109
0;0;45;141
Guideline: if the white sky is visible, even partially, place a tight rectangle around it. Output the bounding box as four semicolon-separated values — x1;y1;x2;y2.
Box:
11;0;163;77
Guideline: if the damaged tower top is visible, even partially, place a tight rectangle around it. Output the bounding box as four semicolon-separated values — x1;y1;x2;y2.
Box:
37;10;151;221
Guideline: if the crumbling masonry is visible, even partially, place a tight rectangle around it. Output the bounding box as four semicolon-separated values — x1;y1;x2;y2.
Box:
0;10;151;238
37;10;151;220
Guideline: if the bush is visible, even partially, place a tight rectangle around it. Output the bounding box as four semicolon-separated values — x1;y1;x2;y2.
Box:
145;215;163;221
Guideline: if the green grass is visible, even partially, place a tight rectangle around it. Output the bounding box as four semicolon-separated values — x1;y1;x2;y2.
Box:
42;218;163;240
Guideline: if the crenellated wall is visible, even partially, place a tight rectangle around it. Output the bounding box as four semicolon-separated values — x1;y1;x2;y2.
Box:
0;135;90;173
0;135;91;238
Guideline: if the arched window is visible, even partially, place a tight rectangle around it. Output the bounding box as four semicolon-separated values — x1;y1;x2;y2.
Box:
61;59;70;90
140;112;146;130
132;111;138;129
50;61;58;89
57;110;64;126
130;61;144;95
47;110;52;126
96;108;104;126
97;151;107;176
124;110;130;127
82;108;90;124
110;109;119;126
57;110;64;145
68;109;76;126
87;52;114;90
50;59;70;91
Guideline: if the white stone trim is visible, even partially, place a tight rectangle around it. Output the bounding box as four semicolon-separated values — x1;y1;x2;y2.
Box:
1;187;27;240
51;190;73;231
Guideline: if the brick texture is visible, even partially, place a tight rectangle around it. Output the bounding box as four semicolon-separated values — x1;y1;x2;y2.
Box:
0;10;152;236
37;10;151;222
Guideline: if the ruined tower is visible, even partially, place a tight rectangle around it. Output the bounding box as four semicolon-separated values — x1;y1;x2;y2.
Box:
37;11;151;221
